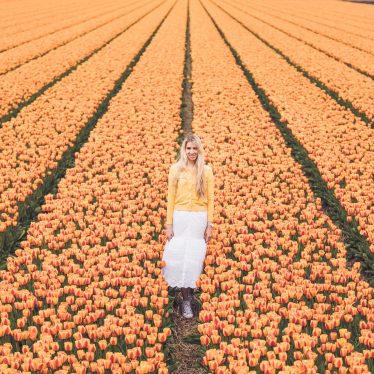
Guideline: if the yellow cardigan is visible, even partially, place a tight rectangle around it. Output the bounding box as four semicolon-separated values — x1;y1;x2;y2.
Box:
166;164;214;225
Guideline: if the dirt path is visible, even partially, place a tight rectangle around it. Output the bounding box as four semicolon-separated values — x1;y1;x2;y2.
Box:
168;290;206;373
169;3;207;372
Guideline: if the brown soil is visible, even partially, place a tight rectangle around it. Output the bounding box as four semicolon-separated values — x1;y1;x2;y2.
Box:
168;292;206;373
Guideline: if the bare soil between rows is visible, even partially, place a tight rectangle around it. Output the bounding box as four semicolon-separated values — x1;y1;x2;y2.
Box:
169;292;206;373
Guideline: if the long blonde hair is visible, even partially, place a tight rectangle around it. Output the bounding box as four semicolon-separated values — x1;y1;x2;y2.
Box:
173;133;206;199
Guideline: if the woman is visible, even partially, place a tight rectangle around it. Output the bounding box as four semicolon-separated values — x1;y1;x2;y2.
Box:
162;133;214;319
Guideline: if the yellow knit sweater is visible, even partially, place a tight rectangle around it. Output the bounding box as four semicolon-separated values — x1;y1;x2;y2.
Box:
166;164;214;225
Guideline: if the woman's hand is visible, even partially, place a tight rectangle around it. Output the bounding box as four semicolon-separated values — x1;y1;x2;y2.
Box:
204;223;213;243
166;224;174;241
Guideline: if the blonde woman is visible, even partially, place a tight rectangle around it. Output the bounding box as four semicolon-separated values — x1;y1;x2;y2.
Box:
162;133;214;319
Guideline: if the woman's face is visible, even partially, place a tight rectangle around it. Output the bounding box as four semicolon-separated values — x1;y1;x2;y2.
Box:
186;141;198;162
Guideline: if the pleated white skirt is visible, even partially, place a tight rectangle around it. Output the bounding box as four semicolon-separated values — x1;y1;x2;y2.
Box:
162;210;208;288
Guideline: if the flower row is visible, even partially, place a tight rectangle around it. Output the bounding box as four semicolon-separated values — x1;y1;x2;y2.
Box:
215;0;374;122
0;0;129;51
205;0;374;253
235;0;374;51
0;0;186;371
0;0;159;117
0;0;150;75
0;1;90;38
190;0;373;372
0;1;171;237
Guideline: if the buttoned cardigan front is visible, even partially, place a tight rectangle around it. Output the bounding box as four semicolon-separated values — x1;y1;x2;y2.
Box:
166;164;214;225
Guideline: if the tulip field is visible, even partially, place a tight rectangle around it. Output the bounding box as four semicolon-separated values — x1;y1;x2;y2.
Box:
0;0;373;372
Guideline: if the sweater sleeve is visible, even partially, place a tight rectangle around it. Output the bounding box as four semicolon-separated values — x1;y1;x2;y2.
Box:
166;165;177;225
206;166;214;223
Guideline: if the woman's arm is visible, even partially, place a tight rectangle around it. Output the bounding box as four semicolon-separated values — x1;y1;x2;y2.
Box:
166;165;177;226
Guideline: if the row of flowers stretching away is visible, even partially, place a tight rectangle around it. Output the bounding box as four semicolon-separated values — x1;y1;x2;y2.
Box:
213;0;374;122
0;0;160;117
0;0;153;75
190;0;373;372
267;0;374;36
0;0;133;51
0;1;170;243
230;0;374;58
204;0;374;255
0;0;186;371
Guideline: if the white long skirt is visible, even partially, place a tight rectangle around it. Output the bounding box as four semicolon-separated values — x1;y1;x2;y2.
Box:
162;210;208;288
